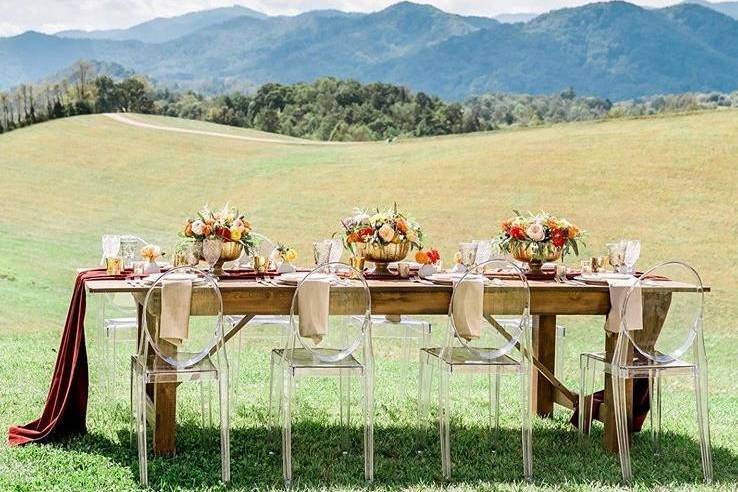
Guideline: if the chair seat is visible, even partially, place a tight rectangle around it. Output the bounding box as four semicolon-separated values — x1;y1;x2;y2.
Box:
272;348;363;374
422;346;520;370
581;351;696;377
227;315;290;327
104;317;137;329
132;353;219;383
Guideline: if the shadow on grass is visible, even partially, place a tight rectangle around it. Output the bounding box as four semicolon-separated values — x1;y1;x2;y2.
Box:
56;417;738;490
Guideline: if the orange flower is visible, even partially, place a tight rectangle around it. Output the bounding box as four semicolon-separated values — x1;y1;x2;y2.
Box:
202;224;212;237
567;226;579;239
415;251;430;265
184;222;193;237
396;218;408;234
546;218;558;230
347;232;360;243
501;219;513;232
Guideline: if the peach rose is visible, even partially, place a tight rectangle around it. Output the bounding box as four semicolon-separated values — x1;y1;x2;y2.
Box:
378;223;395;243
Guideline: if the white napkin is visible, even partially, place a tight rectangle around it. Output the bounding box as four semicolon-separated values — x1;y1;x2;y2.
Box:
605;278;643;333
452;277;485;341
298;278;330;344
159;278;193;346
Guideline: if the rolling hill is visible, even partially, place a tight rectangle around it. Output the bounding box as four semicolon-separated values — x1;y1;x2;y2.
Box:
2;2;738;100
1;111;738;490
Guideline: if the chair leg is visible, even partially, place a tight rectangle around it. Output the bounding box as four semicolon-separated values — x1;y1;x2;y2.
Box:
135;373;148;487
339;368;351;451
520;367;533;481
439;365;451;479
219;372;231;484
578;356;596;438
611;373;633;484
694;368;713;483
231;329;243;409
129;359;135;445
363;367;375;482
649;369;662;452
282;369;294;489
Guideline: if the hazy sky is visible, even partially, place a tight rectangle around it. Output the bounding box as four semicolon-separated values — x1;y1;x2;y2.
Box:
0;0;681;37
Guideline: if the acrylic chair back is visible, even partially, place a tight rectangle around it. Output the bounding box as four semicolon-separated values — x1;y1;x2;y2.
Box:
139;266;226;370
446;259;531;362
288;262;371;364
619;260;704;365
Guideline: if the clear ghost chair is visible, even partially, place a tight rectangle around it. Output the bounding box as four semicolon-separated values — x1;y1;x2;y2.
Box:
579;261;712;484
269;262;374;487
227;233;290;407
97;235;147;393
418;259;533;480
130;266;230;487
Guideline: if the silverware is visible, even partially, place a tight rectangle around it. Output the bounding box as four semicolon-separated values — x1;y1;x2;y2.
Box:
411;276;435;285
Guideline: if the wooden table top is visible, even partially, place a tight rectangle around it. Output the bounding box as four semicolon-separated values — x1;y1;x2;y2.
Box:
85;277;706;316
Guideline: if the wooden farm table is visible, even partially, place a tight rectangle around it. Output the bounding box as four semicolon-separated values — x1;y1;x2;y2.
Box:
86;277;705;456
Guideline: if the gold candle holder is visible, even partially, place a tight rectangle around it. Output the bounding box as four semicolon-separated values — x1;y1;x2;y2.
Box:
106;256;122;275
350;256;366;274
253;255;269;273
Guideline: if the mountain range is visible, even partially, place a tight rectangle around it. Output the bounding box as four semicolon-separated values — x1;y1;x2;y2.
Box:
2;1;738;100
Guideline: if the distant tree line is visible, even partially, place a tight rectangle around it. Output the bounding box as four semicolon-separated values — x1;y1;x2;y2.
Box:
2;62;737;139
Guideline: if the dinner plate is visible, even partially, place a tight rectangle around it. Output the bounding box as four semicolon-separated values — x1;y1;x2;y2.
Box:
142;272;204;284
574;272;633;285
388;261;421;271
276;272;335;285
425;272;484;285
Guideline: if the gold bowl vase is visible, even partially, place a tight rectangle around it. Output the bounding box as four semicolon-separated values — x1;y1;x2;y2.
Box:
363;241;411;275
213;241;243;275
511;242;562;275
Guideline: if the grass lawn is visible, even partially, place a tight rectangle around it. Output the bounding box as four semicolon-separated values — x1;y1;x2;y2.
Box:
0;111;737;490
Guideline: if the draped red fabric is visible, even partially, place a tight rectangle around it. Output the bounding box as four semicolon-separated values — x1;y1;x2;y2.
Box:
8;269;125;445
570;378;651;432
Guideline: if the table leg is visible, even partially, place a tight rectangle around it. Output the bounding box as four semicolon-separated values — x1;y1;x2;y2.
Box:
146;314;177;456
532;315;557;417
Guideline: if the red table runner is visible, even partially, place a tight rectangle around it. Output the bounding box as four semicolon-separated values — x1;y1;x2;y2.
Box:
8;269;125;445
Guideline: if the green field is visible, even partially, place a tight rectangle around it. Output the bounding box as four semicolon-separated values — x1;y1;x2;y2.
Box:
1;112;737;491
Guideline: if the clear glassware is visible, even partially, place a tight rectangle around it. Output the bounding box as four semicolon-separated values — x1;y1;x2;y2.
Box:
623;240;640;274
607;242;626;273
313;240;333;267
458;242;476;268
203;238;222;270
102;235;121;260
120;236;140;269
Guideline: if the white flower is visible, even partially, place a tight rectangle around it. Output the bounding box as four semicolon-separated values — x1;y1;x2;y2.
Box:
191;220;205;235
526;222;545;242
378;223;395;243
406;230;418;243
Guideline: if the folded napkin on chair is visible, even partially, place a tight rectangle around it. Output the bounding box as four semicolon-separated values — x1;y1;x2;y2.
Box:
605;277;642;333
452;277;484;341
298;278;330;344
159;278;193;346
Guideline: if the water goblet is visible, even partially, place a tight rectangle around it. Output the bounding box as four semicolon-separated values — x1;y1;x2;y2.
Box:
458;242;477;268
313;240;332;267
607;242;626;273
202;238;222;271
554;264;568;282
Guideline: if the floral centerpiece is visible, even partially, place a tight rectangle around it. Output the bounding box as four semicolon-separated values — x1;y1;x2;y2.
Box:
182;204;256;274
140;244;163;274
341;204;423;274
415;248;441;277
272;244;297;273
496;211;584;274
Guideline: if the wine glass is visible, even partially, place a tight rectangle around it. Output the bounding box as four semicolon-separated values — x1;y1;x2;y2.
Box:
202;238;222;271
313;240;332;267
623;240;641;275
472;240;493;265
